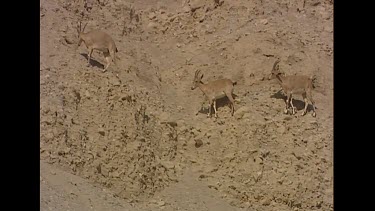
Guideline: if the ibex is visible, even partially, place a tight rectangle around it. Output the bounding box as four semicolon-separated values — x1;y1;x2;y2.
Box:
269;59;317;117
76;22;118;72
191;69;236;118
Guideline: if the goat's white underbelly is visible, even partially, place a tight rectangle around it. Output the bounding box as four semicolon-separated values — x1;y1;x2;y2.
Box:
213;92;226;100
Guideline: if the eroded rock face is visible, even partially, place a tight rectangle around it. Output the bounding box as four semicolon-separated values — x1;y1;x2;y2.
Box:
41;0;333;210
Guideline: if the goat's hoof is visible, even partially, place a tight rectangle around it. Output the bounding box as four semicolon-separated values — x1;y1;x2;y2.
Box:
102;69;107;73
312;112;316;117
284;109;288;114
86;64;91;67
301;112;307;116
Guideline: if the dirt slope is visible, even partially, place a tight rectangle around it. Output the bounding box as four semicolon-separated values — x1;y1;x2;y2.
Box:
40;0;333;210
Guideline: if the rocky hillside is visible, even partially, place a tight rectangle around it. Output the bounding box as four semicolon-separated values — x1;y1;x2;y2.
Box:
40;0;333;210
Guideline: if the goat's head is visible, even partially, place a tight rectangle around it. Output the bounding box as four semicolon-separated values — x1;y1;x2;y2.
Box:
76;21;88;47
191;69;203;90
268;59;282;80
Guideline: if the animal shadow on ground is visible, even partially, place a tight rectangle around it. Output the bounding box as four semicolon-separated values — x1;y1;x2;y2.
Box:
80;53;105;69
270;89;315;112
197;93;238;116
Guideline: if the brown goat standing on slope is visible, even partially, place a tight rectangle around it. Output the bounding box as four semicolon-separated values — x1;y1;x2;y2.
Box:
269;59;317;117
76;22;118;72
191;69;237;118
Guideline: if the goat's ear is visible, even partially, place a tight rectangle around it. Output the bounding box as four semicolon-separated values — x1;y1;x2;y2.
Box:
200;74;204;79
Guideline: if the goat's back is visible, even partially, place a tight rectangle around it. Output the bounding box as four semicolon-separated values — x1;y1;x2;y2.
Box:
207;78;234;88
204;78;235;98
281;75;313;94
83;30;117;50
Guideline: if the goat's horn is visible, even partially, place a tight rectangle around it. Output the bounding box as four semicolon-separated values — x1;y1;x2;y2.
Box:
272;59;280;72
194;69;200;77
83;23;88;32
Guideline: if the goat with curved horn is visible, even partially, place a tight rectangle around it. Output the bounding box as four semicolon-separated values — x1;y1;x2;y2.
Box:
191;69;237;118
269;59;317;117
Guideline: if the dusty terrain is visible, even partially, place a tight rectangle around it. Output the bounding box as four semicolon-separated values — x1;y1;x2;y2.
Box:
40;0;333;210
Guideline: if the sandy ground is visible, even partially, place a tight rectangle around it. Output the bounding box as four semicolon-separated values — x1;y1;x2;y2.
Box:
40;0;333;210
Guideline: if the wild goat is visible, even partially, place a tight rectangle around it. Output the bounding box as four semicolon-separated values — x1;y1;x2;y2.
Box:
76;22;118;72
269;59;317;117
191;69;236;118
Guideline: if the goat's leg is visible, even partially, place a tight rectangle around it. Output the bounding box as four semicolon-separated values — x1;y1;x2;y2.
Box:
226;93;235;116
103;56;111;72
307;91;317;117
301;93;308;116
213;100;218;118
111;49;117;65
103;51;112;72
207;100;212;118
290;96;296;114
311;102;317;117
284;94;291;114
87;48;93;67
